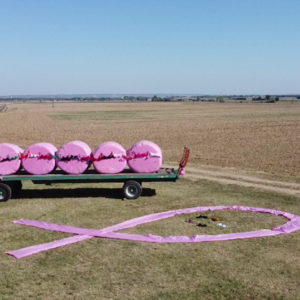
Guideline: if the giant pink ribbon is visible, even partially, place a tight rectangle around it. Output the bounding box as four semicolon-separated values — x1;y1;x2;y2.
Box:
6;206;300;259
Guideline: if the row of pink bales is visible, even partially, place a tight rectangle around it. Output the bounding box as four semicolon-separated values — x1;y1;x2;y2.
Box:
0;141;162;176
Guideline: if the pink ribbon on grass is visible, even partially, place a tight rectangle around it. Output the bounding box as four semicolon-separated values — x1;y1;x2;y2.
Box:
6;206;300;259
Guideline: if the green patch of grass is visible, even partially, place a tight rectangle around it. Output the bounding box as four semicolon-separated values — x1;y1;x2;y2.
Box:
1;179;300;299
205;112;300;121
48;110;159;121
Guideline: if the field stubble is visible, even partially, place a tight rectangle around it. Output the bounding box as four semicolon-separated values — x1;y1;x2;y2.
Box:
0;101;299;178
1;179;300;299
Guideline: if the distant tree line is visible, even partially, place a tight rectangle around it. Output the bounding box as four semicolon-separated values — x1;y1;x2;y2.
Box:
252;95;279;102
1;94;299;103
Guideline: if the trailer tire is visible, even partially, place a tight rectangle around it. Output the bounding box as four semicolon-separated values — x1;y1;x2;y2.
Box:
0;183;12;202
123;181;142;200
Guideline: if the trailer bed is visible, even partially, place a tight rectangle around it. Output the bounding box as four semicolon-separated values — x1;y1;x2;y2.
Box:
0;168;179;201
0;168;178;183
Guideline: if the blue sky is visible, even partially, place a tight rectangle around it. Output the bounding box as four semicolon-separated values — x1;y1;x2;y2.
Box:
0;0;299;95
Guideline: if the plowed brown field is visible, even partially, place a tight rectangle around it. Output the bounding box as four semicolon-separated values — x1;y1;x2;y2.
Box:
1;101;299;177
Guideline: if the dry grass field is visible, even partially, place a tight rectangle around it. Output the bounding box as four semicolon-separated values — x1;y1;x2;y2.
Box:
1;101;300;299
2;179;300;300
1;101;299;178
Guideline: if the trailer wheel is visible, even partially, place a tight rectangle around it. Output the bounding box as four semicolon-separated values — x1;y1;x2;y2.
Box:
123;181;142;200
0;183;12;202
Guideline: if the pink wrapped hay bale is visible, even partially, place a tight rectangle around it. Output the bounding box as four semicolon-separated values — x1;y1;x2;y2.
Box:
127;140;162;173
21;143;57;175
0;143;23;175
56;141;91;174
93;142;127;174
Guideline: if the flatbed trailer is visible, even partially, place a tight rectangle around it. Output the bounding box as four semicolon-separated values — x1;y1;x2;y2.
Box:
0;147;189;202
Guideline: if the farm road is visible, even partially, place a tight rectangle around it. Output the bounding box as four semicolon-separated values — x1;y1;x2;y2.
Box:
185;166;300;198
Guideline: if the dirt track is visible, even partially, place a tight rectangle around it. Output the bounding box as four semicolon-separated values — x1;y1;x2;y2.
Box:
185;166;300;198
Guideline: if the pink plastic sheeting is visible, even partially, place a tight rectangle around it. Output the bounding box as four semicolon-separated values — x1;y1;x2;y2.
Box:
93;142;127;174
127;140;162;173
21;143;57;175
0;143;23;175
6;206;300;259
56;141;91;174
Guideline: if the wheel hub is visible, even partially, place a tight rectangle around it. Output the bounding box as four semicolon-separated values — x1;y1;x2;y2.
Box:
0;189;6;200
129;186;137;195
